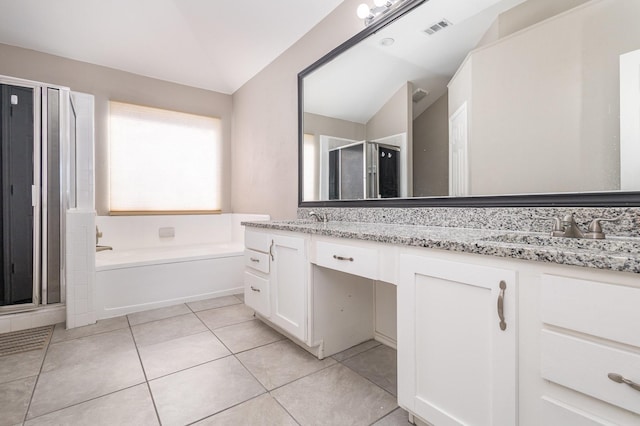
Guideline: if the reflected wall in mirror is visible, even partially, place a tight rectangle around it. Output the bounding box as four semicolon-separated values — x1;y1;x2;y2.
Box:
300;0;640;203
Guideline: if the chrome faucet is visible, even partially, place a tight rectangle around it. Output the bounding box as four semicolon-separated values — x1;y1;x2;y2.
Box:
308;211;329;223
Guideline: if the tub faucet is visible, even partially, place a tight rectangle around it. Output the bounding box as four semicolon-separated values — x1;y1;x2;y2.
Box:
308;211;329;223
96;226;103;245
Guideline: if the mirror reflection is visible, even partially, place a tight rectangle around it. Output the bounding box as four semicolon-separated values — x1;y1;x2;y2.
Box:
301;0;640;202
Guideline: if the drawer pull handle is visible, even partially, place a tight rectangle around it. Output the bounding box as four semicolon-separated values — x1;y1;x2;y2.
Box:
333;255;354;262
608;373;640;392
250;286;261;293
497;280;507;331
250;257;260;263
269;240;275;261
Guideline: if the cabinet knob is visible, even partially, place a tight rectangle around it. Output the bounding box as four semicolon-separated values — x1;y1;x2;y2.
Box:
608;373;640;392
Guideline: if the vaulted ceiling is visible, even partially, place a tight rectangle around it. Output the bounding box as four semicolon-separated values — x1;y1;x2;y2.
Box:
0;0;345;94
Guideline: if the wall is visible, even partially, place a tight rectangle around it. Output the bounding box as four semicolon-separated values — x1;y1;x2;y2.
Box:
0;43;233;215
365;82;412;141
449;0;639;195
231;0;364;219
412;92;449;197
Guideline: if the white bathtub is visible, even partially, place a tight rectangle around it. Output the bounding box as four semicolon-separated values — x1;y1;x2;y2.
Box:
94;213;268;319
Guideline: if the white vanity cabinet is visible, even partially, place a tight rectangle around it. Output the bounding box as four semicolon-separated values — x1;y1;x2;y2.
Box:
538;273;640;425
243;224;640;426
244;229;308;341
397;250;518;426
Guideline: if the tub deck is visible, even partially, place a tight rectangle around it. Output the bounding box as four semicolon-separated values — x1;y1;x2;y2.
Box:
95;243;245;271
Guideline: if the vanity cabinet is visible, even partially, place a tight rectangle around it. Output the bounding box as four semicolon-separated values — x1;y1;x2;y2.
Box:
397;251;517;426
539;274;640;424
244;229;308;341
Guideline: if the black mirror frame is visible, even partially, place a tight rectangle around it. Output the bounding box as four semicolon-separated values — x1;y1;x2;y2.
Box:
298;0;640;208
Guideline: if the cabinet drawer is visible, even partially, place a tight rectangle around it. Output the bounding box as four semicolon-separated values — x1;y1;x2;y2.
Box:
244;272;270;317
315;240;379;280
541;397;616;426
245;230;271;253
245;249;270;274
541;330;640;415
541;274;640;347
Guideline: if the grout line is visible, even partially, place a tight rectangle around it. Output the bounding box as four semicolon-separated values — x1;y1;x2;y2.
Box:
126;315;163;426
366;407;406;426
22;326;54;424
270;392;303;426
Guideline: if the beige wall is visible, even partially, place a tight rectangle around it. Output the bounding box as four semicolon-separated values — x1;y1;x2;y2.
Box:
231;0;363;219
413;92;449;197
0;43;233;215
449;0;637;195
365;82;412;141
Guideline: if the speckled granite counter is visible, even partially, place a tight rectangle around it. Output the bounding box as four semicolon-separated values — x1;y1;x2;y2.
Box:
243;220;640;274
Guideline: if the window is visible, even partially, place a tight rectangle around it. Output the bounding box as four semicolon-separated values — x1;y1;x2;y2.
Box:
109;101;221;213
303;133;317;201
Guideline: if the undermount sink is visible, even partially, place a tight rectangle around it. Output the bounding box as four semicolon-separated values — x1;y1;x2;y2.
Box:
480;233;640;254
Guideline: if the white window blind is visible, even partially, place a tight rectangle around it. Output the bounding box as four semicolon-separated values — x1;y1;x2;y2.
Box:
109;101;221;213
303;133;317;201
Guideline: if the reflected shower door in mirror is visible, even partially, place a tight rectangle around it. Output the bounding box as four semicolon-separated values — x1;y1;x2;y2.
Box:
300;0;640;203
321;137;405;200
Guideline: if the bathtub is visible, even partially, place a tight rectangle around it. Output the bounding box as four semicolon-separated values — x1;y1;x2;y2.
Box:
94;213;268;319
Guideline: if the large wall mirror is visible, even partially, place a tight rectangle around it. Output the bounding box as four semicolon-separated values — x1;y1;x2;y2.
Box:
298;0;640;207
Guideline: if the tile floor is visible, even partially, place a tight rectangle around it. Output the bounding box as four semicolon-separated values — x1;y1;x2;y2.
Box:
0;294;409;426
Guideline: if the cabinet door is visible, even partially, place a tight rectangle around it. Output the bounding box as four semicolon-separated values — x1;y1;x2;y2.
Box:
398;254;517;426
271;234;307;341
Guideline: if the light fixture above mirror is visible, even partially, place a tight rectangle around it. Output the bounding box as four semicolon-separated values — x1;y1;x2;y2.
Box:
356;0;411;26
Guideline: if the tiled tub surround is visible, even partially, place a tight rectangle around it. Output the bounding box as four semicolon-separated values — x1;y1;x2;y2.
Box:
243;206;640;273
0;296;404;426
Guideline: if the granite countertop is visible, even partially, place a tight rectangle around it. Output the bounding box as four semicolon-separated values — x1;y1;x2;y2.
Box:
242;220;640;274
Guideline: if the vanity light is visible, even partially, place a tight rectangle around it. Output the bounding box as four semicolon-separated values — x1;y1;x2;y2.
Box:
357;0;408;26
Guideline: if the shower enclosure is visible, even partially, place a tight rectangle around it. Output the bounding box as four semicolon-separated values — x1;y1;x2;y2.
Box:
0;75;73;311
324;137;403;200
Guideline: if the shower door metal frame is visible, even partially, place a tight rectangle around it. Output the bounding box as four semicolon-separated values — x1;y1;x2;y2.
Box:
0;76;41;311
0;75;69;313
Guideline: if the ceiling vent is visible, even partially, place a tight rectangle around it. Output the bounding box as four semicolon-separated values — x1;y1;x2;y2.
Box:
424;19;452;36
412;88;429;103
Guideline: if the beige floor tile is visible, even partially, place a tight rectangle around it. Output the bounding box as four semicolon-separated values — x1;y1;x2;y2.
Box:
234;293;244;303
51;316;128;343
372;408;410;425
236;340;335;390
131;313;207;347
0;376;36;426
24;384;159;426
28;347;145;418
332;339;381;362
342;344;397;396
272;364;397;426
138;331;230;379
127;304;191;326
42;328;134;373
195;393;297;426
149;356;265;426
213;319;284;353
0;349;45;385
196;304;255;330
187;296;241;312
